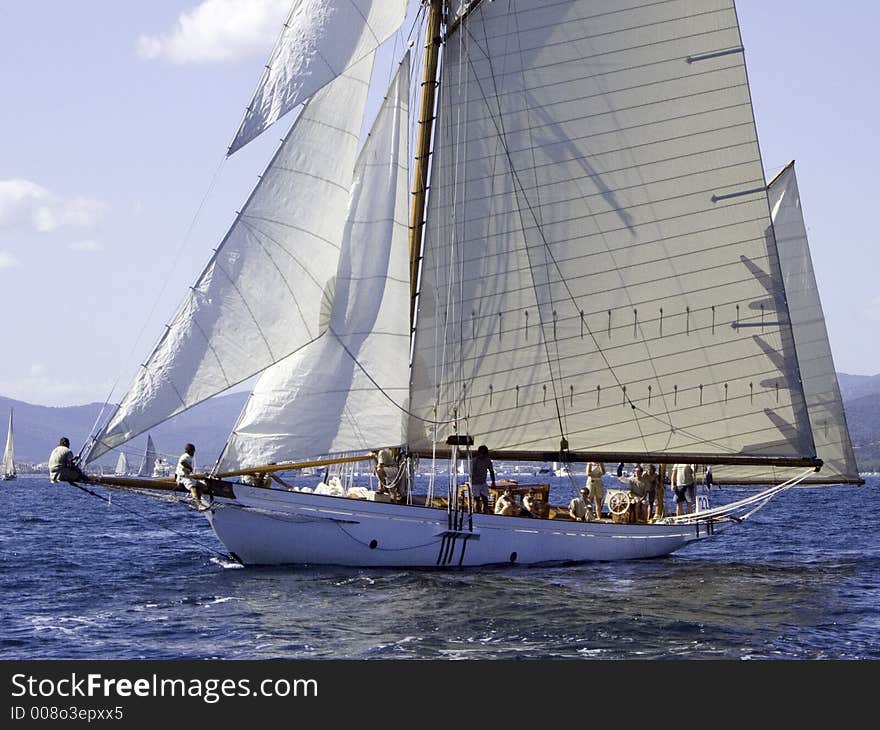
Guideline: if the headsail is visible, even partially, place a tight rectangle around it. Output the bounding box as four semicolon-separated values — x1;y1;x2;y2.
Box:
87;55;376;463
220;54;412;469
408;0;816;463
711;163;862;484
137;434;158;478
228;0;408;154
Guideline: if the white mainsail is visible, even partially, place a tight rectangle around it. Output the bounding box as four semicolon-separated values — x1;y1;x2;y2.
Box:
408;0;815;462
137;434;158;478
229;0;408;154
87;55;376;463
220;55;412;469
3;410;14;479
114;452;129;477
710;163;861;484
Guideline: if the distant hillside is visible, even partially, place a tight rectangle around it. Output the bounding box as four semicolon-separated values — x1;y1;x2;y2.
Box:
842;392;880;473
0;392;248;471
3;371;878;473
837;372;880;402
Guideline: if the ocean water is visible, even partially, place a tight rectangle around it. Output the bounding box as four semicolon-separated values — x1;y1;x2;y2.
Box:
1;474;878;660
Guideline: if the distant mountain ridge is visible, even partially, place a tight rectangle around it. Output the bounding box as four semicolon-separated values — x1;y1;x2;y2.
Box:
2;371;879;473
837;372;880;402
0;392;249;470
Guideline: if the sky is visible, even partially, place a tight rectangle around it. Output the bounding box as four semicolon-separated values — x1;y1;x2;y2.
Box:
0;0;877;407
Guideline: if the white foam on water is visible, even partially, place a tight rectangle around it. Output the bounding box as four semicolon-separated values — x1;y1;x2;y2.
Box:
210;556;244;570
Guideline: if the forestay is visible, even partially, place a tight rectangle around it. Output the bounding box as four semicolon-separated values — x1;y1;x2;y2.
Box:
219;56;412;469
710;163;861;484
229;0;408;154
87;56;375;462
408;0;816;461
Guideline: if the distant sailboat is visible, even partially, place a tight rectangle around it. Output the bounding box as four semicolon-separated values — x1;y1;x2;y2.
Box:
152;457;171;478
553;462;573;478
2;410;15;481
137;435;158;478
114;452;129;477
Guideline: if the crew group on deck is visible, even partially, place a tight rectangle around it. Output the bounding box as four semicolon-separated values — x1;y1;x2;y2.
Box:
464;446;701;524
502;461;700;523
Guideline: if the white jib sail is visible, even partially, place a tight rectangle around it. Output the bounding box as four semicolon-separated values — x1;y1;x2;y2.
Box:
88;56;376;463
220;55;412;470
229;0;408;154
711;163;861;484
409;0;814;459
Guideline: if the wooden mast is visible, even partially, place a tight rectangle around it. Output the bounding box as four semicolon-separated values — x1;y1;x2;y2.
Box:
408;0;444;325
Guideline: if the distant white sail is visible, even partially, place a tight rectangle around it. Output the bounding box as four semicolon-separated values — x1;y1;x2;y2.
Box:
114;452;129;476
3;410;15;479
137;434;158;477
711;163;861;484
229;0;408;154
408;0;814;460
87;55;376;463
221;55;412;468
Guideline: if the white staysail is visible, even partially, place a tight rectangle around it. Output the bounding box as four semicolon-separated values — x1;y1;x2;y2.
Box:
114;452;129;476
711;163;861;485
229;0;408;154
87;55;376;463
3;410;14;479
408;0;814;461
137;434;158;478
220;55;412;469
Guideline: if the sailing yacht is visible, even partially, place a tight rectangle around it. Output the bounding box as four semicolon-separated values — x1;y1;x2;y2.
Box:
2;410;15;481
137;435;158;478
114;452;129;477
82;1;858;566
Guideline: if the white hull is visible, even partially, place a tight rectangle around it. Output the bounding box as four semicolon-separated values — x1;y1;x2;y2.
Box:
205;485;715;567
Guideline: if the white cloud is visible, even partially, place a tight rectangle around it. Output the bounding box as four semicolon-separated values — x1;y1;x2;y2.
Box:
137;0;290;64
0;251;19;269
0;179;106;233
865;295;880;321
69;239;103;253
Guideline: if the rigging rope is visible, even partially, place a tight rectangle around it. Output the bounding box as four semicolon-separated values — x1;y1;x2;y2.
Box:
66;481;236;562
663;468;815;524
469;18;568;451
82;156;228;462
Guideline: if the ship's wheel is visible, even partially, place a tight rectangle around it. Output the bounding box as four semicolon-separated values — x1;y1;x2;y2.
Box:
608;491;632;516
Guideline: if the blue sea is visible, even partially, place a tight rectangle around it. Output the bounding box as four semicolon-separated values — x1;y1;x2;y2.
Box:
1;474;878;660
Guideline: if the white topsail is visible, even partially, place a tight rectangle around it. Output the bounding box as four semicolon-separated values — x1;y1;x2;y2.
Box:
711;163;861;484
220;55;412;469
408;0;815;460
87;55;376;462
228;0;408;154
